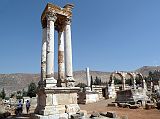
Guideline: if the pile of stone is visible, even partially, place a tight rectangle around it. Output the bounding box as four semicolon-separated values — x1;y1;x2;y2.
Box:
145;103;155;110
0;106;11;118
86;111;124;119
157;100;160;109
70;111;127;119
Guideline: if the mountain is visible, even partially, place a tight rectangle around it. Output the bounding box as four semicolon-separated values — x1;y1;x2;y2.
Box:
0;66;160;96
0;71;110;95
135;66;160;76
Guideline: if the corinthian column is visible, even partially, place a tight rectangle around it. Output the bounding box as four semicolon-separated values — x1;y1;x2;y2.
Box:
45;12;57;87
64;18;74;87
40;27;47;86
57;30;65;87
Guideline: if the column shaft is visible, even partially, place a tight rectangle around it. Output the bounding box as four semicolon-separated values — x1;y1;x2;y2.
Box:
64;19;74;83
133;78;136;89
122;78;126;90
58;31;65;86
86;67;91;87
41;27;47;81
45;14;57;87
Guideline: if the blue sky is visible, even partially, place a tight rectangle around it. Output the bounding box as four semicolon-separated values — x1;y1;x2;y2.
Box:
0;0;160;73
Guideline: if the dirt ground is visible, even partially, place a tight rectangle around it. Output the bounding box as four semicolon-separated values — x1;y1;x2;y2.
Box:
79;99;160;119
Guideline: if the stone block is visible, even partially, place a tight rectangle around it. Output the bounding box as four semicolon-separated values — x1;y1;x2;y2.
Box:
108;103;117;107
71;114;81;119
32;113;68;119
76;112;84;116
48;114;59;119
65;104;80;113
106;111;117;118
99;112;107;117
90;112;100;118
42;105;59;115
79;110;87;116
59;113;68;119
56;93;77;105
129;104;139;109
145;103;155;110
156;101;160;109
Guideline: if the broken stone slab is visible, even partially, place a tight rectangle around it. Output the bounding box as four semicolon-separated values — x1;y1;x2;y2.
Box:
129;104;139;109
145;103;155;110
106;111;117;118
157;101;160;110
118;103;130;108
30;113;68;119
90;112;100;118
71;114;81;119
71;112;86;119
107;103;117;107
99;112;117;118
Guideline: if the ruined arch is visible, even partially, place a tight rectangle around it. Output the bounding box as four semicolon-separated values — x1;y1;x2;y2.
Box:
110;71;125;90
125;72;135;86
135;73;146;88
110;72;123;84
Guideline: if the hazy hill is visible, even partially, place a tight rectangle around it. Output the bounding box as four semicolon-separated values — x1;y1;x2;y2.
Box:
1;66;160;95
135;66;160;76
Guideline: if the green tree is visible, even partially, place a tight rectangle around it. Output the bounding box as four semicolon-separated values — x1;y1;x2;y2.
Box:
22;89;27;97
16;90;23;99
1;88;6;99
75;83;87;88
90;75;93;91
27;82;37;98
135;77;142;85
113;77;122;85
94;76;101;85
126;78;133;86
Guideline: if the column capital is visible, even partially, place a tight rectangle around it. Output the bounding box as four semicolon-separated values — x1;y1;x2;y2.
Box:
46;11;57;22
57;25;65;32
65;18;72;25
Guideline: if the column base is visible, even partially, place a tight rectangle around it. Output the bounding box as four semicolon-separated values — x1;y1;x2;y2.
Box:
57;78;67;87
45;77;57;87
85;87;91;92
66;77;75;87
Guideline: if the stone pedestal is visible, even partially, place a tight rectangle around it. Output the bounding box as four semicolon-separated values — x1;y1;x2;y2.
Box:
108;84;116;99
78;91;99;104
35;87;80;118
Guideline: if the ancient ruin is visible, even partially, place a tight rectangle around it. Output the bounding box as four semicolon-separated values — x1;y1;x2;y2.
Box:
78;68;99;104
33;3;81;119
107;71;149;107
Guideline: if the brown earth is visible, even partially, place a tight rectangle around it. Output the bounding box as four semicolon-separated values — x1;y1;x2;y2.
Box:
79;99;160;119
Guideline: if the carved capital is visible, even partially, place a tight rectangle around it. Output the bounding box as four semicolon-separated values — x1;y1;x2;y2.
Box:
57;25;65;32
46;11;57;22
65;18;72;25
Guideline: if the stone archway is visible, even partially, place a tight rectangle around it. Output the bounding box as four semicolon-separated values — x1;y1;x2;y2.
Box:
110;71;126;90
126;72;136;89
135;73;147;89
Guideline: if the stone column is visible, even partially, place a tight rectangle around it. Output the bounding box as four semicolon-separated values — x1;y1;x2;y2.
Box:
142;79;147;91
45;12;57;87
39;27;47;87
64;18;74;87
57;31;65;87
122;73;126;90
122;78;126;90
133;73;136;89
86;67;91;91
